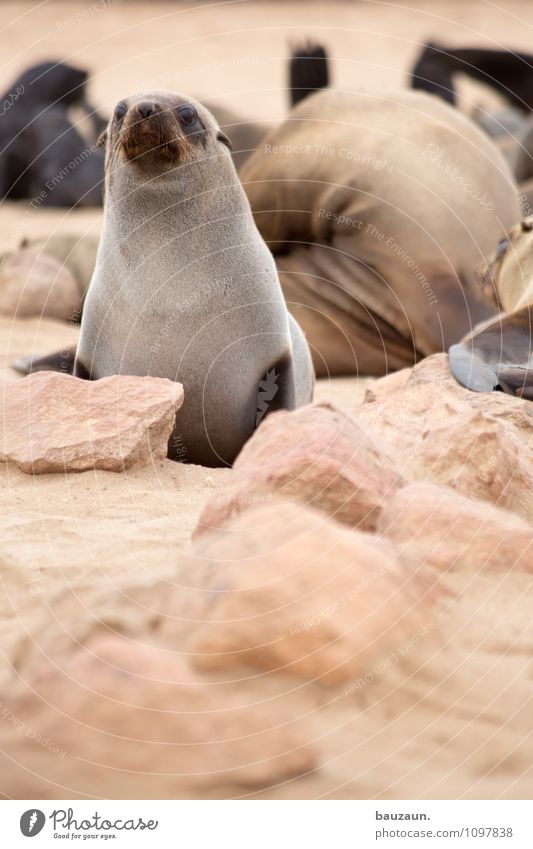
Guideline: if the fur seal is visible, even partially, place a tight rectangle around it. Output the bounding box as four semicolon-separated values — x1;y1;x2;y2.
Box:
73;90;314;466
239;87;520;376
410;43;533;112
0;60;105;205
449;216;533;398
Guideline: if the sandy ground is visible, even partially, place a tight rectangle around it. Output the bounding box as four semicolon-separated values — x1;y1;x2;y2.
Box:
1;0;533;800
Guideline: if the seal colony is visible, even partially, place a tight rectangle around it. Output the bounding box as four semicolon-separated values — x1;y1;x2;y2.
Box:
72;90;313;467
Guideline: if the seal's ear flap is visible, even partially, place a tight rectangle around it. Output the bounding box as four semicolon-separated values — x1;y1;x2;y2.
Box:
217;130;232;150
97;129;108;149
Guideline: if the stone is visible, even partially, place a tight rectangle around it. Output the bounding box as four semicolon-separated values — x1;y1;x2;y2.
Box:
379;482;533;574
20;234;99;299
0;249;81;321
194;402;407;537
0;371;184;473
0;634;315;798
182;499;439;686
359;354;533;521
363;367;410;403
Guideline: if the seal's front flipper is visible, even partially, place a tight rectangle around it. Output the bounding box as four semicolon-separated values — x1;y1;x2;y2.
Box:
449;343;500;391
12;346;76;376
449;304;533;397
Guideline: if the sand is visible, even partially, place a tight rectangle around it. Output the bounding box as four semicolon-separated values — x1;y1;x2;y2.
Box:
1;0;533;800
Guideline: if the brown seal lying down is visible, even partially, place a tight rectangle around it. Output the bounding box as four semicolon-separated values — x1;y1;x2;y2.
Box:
239;88;520;376
449;216;533;399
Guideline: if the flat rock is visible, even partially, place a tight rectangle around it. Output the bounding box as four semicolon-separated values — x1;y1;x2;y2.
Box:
0;371;184;473
0;249;81;321
379;482;533;574
194;402;407;537
359;354;533;521
0;634;315;798
182;499;439;686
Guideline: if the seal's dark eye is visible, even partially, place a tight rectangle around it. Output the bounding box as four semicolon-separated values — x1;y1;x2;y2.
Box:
114;101;128;121
177;105;197;126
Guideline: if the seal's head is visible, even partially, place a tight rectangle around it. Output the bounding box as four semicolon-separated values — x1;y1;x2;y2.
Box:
98;90;232;175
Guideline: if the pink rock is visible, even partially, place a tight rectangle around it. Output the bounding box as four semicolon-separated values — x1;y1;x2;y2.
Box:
0;249;81;321
0;371;184;473
359;354;533;521
379;482;533;573
0;633;315;798
363;367;410;403
195;402;407;537
183;499;439;685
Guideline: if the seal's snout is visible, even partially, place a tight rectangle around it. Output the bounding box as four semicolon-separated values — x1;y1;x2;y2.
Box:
133;101;159;120
119;98;181;164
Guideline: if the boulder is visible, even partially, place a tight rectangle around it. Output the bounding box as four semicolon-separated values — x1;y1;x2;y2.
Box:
0;634;315;798
182;499;439;686
379;482;533;574
363;367;410;403
0;371;184;473
20;234;99;299
0;249;81;321
359;354;533;521
194;402;407;537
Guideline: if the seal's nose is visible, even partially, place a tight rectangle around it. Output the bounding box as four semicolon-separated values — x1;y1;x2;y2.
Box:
135;101;157;119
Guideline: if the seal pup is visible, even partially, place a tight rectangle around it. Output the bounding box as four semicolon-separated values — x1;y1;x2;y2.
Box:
74;90;313;467
449;216;533;398
240;87;520;376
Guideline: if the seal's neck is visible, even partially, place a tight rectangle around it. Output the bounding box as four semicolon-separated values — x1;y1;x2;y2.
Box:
103;156;250;244
96;155;261;295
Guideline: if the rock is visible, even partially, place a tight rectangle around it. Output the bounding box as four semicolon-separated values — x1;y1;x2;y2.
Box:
20;234;99;299
363;367;410;403
182;499;439;686
0;634;315;798
0;249;81;321
195;402;407;537
359;354;533;521
0;371;184;473
379;482;533;574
